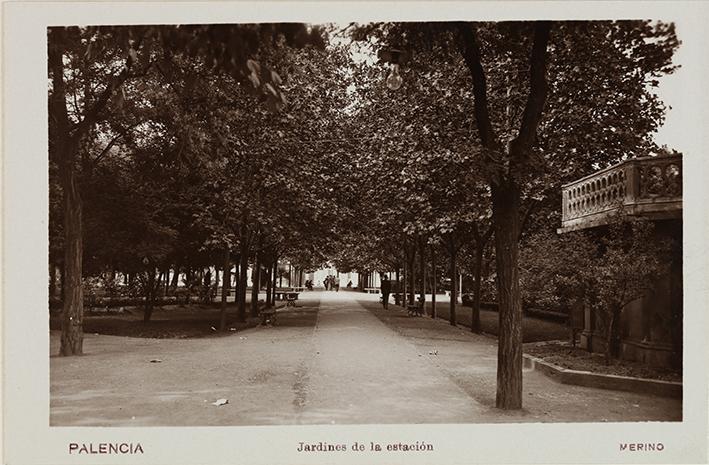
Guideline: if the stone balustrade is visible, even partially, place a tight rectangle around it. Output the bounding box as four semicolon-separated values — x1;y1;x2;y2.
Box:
559;154;682;232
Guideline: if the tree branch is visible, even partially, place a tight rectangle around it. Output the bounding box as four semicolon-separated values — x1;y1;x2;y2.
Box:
510;21;552;158
92;122;143;165
456;22;501;152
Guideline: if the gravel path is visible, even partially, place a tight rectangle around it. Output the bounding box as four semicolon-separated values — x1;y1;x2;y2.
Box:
50;291;681;426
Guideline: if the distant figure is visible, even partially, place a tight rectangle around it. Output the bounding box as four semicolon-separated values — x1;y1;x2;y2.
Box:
346;280;353;288
381;275;391;309
305;280;313;291
334;276;340;292
323;276;330;291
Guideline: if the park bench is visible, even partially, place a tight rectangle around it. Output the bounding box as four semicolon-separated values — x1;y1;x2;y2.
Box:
364;287;380;294
407;297;425;317
273;289;292;300
284;292;299;307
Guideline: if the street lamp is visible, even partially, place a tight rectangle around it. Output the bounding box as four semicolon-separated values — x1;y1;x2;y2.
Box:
386;64;403;90
378;48;410;91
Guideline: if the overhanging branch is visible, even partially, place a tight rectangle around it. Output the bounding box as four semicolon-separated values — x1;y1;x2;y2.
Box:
510;21;552;158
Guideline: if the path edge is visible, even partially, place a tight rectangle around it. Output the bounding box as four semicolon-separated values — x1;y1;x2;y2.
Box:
523;354;682;399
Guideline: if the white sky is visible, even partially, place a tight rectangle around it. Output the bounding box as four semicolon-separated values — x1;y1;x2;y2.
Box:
653;23;690;154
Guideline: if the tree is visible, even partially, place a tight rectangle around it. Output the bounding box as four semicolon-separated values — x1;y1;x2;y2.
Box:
353;20;679;408
49;24;325;354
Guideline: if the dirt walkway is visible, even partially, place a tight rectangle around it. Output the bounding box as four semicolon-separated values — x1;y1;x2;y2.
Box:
50;291;680;426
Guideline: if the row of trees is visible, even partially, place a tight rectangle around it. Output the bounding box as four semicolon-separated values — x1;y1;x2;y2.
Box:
49;24;349;354
331;21;679;408
50;21;680;409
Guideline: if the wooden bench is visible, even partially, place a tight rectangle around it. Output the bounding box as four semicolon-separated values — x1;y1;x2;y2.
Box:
407;297;425;317
273;290;300;303
284;292;299;307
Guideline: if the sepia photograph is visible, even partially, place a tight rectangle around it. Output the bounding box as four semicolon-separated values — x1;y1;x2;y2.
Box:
3;2;708;464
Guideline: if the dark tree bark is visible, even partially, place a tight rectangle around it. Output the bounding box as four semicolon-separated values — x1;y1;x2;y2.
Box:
458;21;551;410
250;255;261;318
418;237;426;306
237;248;249;322
471;244;484;333
605;306;622;363
143;268;157;322
430;246;437;319
49;264;57;299
471;224;493;333
265;263;273;307
50;31;84;356
219;247;231;331
271;258;278;304
170;265;181;291
402;259;407;305
449;250;457;326
491;180;523;409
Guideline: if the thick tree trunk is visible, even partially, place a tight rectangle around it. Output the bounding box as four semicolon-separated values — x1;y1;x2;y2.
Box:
60;182;84;354
219;248;230;331
170;265;180;291
471;244;484;333
50;33;84;356
49;263;57;299
449;251;457;326
492;180;523;410
430;246;437;319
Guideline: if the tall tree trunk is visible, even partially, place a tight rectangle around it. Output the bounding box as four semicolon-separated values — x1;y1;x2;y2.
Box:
143;268;156;322
449;250;457;326
430;246;437;319
605;307;621;363
163;268;170;295
49;263;57;299
492;180;523;410
219;247;230;331
271;258;278;303
419;238;426;309
402;260;407;306
51;32;84;356
265;263;273;307
237;247;249;322
250;254;261;318
471;244;484;333
170;265;180;291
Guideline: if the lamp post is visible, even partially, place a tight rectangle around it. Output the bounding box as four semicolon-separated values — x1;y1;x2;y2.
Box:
378;48;410;91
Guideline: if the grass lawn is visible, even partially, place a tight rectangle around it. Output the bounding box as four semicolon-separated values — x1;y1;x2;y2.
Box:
400;301;571;343
49;303;264;338
525;342;682;382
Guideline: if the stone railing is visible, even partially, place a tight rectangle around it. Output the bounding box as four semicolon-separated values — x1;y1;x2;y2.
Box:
560;154;682;232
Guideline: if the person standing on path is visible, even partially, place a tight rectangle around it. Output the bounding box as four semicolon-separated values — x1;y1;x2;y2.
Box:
380;275;391;309
334;276;340;292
